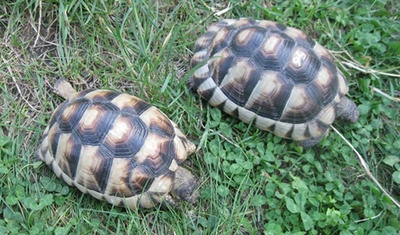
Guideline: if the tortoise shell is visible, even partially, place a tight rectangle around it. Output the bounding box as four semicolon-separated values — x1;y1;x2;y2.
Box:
190;18;359;147
37;81;197;208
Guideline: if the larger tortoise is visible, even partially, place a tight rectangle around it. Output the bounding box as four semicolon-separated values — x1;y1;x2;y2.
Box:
37;79;198;209
190;18;359;147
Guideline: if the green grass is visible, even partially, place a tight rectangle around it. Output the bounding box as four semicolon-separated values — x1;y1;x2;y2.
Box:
1;0;399;234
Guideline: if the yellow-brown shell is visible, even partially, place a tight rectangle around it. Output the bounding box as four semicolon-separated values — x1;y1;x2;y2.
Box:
190;18;355;144
37;89;195;208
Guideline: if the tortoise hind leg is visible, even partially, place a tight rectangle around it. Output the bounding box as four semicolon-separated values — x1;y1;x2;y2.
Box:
297;135;325;148
336;97;359;123
170;167;199;205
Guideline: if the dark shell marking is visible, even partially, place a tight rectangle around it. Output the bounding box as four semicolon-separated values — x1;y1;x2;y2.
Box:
37;90;195;208
190;18;353;142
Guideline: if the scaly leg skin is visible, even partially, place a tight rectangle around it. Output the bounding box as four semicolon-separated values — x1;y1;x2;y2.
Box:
171;167;199;205
162;167;199;208
336;97;360;123
297;134;325;148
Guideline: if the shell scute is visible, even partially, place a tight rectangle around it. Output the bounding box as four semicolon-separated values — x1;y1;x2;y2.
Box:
279;85;322;123
210;26;237;56
111;93;152;116
54;133;81;178
128;166;154;195
85;90;121;103
140;139;175;176
74;145;114;193
210;49;235;84
75;102;119;144
220;59;262;107
102;114;148;158
254;32;295;71
284;47;321;84
58;99;90;132
284;26;315;48
139;107;176;139
230;27;266;57
245;71;293;119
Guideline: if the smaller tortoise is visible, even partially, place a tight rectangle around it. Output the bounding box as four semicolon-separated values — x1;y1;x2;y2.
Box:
190;18;359;147
37;79;198;209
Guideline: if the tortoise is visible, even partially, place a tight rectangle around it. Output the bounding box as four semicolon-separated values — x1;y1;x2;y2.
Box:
37;79;198;209
190;18;359;147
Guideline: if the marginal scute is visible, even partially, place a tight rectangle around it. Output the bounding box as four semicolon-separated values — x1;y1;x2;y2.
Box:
48;101;68;128
148;172;174;195
337;70;349;96
273;121;294;138
222;99;240;116
73;89;95;100
316;105;336;125
238;106;256;123
168;159;179;171
191;50;208;64
192;63;211;87
209;88;227;107
307;119;329;138
231;18;255;28
313;43;334;61
59;169;74;185
291;123;309;140
196;77;218;102
256;20;281;28
194;31;215;50
255;115;276;131
49;124;61;158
